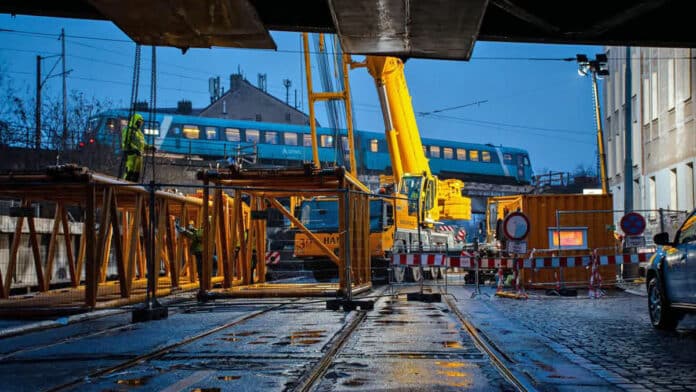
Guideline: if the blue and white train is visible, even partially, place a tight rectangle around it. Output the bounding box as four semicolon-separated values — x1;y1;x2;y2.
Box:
86;109;533;185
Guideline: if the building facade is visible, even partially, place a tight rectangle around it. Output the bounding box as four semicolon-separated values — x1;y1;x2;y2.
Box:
199;74;311;125
604;46;696;215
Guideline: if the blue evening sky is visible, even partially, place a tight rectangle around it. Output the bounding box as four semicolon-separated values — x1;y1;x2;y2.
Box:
0;15;605;174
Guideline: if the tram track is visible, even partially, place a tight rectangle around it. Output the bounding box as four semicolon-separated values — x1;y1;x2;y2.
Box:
45;299;302;392
443;292;535;392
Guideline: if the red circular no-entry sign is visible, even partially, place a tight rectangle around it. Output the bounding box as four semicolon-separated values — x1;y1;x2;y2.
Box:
620;212;646;236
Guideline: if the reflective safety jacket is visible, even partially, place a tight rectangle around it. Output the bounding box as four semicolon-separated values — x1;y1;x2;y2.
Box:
121;114;145;156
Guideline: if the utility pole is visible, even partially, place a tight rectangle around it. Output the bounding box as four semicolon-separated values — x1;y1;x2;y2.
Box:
61;28;68;150
36;55;42;150
623;46;633;213
577;54;610;194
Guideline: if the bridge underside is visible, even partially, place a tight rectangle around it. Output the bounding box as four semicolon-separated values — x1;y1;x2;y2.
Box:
1;0;694;59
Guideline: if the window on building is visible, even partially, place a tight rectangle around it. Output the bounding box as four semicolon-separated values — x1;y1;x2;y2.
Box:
430;146;440;158
370;139;379;152
651;71;658;120
642;78;650;125
456;148;467;160
633;179;641;211
205;126;217;140
482;151;491;162
649;176;657;210
320;135;334;148
443;147;453;159
225;128;241;142
264;131;278;144
303;134;312;147
246;129;260;143
668;58;675;110
688;163;695;210
284;132;298;146
469;150;479;161
670;168;678;209
686;50;692;101
183;125;200;139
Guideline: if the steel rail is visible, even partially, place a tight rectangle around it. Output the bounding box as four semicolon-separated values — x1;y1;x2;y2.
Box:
45;299;300;392
443;294;536;392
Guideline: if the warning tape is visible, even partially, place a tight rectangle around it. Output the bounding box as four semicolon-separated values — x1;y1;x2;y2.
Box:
393;252;652;269
265;251;281;265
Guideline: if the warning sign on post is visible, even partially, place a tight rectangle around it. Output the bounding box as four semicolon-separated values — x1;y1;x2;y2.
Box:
503;212;530;241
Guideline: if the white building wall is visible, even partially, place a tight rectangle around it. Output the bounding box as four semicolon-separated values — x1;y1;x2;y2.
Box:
604;46;696;217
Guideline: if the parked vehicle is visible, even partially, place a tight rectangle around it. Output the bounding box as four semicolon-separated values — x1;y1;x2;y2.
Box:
646;209;696;329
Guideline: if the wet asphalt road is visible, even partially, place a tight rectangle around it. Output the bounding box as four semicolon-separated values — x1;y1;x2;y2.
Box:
0;291;512;392
1;280;695;391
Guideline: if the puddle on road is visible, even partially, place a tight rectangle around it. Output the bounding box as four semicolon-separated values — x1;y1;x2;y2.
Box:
190;388;221;392
435;361;471;369
220;337;238;342
342;377;368;387
374;320;410;325
247;340;267;345
436;369;473;388
441;341;463;349
218;375;242;381
116;376;150;386
295;339;322;345
234;331;257;337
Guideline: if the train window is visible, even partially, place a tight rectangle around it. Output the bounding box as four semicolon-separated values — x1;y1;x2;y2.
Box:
205;126;217;140
443;147;453;159
169;124;182;137
523;155;530;166
265;131;278;144
503;153;513;162
370;139;379;152
456;148;467;160
430;146;440;158
106;118;118;133
143;123;159;136
183;125;200;139
284;132;298;146
341;136;349;151
482;151;491;162
225;128;241;142
303;134;312;147
320;135;333;148
423;146;428;156
246;129;260;143
469;150;479;161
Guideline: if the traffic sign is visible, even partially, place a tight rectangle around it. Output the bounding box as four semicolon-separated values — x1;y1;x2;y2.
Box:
625;235;646;248
503;212;530;240
507;240;528;254
620;212;646;236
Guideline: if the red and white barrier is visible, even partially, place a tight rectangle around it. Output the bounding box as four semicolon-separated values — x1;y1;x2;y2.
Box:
588;249;605;298
391;253;448;267
265;251;280;265
392;252;651;270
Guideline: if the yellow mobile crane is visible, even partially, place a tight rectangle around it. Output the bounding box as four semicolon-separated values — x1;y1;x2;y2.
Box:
292;36;471;281
360;56;472;251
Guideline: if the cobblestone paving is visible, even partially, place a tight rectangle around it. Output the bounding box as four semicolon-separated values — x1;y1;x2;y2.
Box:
486;290;696;391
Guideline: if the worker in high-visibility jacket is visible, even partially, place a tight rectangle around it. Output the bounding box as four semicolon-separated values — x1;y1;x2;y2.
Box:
121;113;154;182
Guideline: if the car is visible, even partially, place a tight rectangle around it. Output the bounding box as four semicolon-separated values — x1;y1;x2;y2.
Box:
646;209;696;329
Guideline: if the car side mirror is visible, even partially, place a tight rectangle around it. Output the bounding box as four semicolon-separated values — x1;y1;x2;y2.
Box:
653;232;671;246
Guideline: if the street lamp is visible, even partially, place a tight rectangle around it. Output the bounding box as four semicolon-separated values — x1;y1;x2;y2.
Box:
577;53;609;194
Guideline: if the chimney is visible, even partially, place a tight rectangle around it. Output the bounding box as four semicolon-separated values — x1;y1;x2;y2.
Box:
230;73;243;92
176;100;192;115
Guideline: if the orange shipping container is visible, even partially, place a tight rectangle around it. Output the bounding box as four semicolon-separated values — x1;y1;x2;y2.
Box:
487;193;619;288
